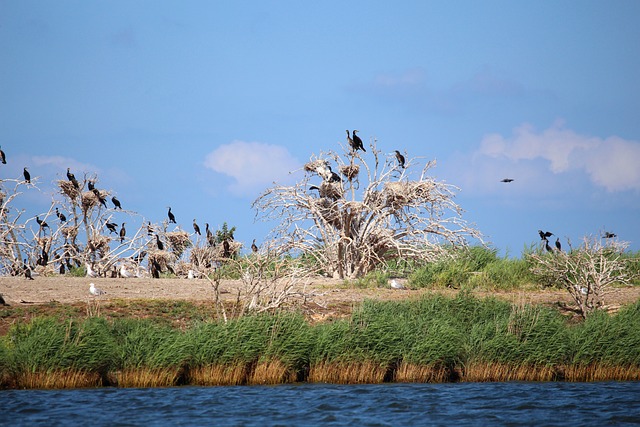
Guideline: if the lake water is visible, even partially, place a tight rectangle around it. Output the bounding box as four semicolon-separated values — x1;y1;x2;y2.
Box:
3;382;640;426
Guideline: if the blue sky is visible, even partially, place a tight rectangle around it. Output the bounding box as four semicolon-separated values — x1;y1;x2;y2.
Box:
2;1;639;256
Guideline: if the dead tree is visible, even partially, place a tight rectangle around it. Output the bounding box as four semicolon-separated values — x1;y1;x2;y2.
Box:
529;236;638;318
253;139;482;279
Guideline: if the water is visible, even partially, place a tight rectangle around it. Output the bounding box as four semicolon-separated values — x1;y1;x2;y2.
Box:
2;382;640;426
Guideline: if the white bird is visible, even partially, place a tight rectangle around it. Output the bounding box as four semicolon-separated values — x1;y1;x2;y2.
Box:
120;264;134;278
89;283;106;296
86;263;98;278
390;279;406;290
187;269;195;279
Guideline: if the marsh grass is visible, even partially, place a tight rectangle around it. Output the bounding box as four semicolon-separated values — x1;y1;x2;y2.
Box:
307;361;389;384
14;369;102;389
113;367;184;388
187;363;249;386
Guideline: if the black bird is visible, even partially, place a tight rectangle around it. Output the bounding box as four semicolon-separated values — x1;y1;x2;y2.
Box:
147;222;154;236
24;260;34;280
193;219;201;236
352;130;366;152
538;230;553;240
168;207;176;224
309;185;320;192
59;263;65;275
36;216;49;229
394;150;405;168
155;234;164;251
112;196;122;210
555;238;562;251
0;293;8;306
545;240;553;252
119;222;126;243
105;222;118;234
0;146;6;164
346;130;355;150
66;168;79;189
223;239;231;258
251;239;258;253
206;223;215;247
326;166;342;183
603;231;617;239
23;167;31;183
150;259;161;279
500;178;514;183
87;180;95;191
92;189;107;207
55;207;66;222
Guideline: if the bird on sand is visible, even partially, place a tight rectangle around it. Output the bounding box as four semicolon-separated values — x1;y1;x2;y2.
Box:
24;260;34;280
394;150;405;168
23;167;31;183
86;263;98;278
167;207;176;224
111;196;122;210
120;264;134;278
89;283;106;296
500;178;514;183
390;279;406;290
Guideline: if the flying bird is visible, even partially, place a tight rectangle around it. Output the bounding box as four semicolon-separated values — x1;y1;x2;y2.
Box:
89;283;106;296
119;222;126;243
0;146;6;164
168;207;176;224
23;167;31;183
394;150;405;168
500;178;514;183
538;230;553;240
351;130;366;152
193;219;201;236
111;196;122;209
555;238;562;251
603;231;617;239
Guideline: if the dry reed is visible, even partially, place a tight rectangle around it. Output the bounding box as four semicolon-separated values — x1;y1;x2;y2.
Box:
187;363;250;386
15;370;102;389
307;361;389;384
112;367;183;388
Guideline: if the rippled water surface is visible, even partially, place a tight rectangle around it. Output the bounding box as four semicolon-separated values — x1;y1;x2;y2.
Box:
3;382;640;426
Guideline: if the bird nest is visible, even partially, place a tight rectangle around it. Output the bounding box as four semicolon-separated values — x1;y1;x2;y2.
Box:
190;246;217;267
60;226;78;240
383;181;436;210
316;182;343;200
58;180;81;201
304;159;328;174
339;164;359;181
87;235;111;256
165;231;191;257
35;236;52;250
148;250;177;271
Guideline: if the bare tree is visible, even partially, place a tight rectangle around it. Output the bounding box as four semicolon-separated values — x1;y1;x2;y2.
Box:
529;236;638;318
253;139;482;279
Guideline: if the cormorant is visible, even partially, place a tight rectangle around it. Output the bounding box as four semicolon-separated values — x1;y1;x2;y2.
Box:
394;150;405;168
555;238;562;251
155;234;164;250
168;207;176;224
119;222;126;243
352;130;366;152
326;165;342;183
150;259;161;278
545;240;553;252
251;239;258;253
105;222;118;234
223;239;230;258
0;294;8;306
59;263;65;275
66;168;79;189
346;130;355;151
538;230;553;240
55;208;66;222
23;167;31;183
193;219;201;235
93;189;107;207
87;180;95;191
206;223;215;247
112;196;122;209
36;216;49;229
147;222;154;236
603;231;617;239
24;260;34;280
309;185;320;192
500;178;514;183
0;146;6;164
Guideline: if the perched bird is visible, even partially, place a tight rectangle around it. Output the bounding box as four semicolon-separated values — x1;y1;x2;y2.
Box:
92;189;107;207
23;167;31;183
150;258;161;279
206;223;215;247
251;239;258;253
105;222;118;234
0;146;6;164
603;231;617;239
326;165;342;183
147;222;154;236
223;239;231;258
86;263;98;278
111;196;122;210
59;263;65;275
555;238;562;251
394;150;405;168
193;219;201;236
346;130;355;150
545;240;553;252
167;207;176;224
119;222;126;243
390;279;406;290
66;168;79;189
500;178;514;183
155;234;164;250
538;230;553;240
87;180;95;191
55;207;67;222
351;130;366;152
36;216;49;229
89;283;106;296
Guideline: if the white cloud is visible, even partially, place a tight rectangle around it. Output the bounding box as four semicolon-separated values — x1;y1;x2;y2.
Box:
32;155;99;177
204;141;300;196
477;121;640;192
